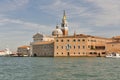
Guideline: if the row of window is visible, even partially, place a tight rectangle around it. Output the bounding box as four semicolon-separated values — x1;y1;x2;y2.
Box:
56;39;102;42
56;45;85;49
56;46;105;50
56;39;85;42
56;52;86;54
56;52;105;55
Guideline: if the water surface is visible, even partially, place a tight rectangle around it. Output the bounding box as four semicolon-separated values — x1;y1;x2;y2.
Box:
0;57;120;80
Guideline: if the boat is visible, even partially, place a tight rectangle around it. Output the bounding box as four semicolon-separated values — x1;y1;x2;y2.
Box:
106;52;120;58
0;48;12;56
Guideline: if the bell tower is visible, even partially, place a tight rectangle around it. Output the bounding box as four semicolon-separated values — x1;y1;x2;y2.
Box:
61;10;68;36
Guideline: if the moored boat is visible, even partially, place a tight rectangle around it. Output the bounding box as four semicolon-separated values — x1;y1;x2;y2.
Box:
106;52;120;58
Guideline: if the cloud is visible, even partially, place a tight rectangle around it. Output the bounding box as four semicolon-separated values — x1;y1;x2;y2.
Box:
86;0;120;26
0;17;54;51
0;18;53;33
0;0;29;12
39;0;120;27
38;0;120;39
39;0;88;17
0;0;120;51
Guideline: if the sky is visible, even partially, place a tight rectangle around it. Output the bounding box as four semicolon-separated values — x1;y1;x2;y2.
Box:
0;0;120;51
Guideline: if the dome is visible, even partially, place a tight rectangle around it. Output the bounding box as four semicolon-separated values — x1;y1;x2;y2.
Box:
52;25;63;36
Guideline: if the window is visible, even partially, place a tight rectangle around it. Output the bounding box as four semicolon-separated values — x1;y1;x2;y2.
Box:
61;46;63;49
88;45;90;48
82;39;85;41
83;46;85;49
90;52;92;54
74;52;75;54
62;52;63;54
57;53;58;54
67;39;70;42
91;46;94;49
57;46;59;49
78;46;80;49
74;46;76;49
61;39;63;42
78;52;80;54
56;40;59;42
102;52;105;54
78;39;80;42
73;39;76;42
83;52;85;54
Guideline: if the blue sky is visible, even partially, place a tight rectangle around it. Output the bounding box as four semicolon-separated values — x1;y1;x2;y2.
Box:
0;0;120;51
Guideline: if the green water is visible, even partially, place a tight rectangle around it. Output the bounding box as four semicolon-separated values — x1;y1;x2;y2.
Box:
0;57;120;80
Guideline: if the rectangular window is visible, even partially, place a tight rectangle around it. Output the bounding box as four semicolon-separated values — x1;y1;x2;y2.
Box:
88;45;90;48
73;39;76;42
83;46;85;49
82;39;85;42
61;46;63;49
78;46;80;49
74;46;76;49
67;39;70;42
57;46;58;49
56;40;59;42
78;39;80;42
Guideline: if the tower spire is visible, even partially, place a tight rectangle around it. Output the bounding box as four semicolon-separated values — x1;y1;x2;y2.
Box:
63;10;66;20
61;10;68;36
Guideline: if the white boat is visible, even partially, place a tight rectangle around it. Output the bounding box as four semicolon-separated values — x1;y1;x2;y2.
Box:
0;48;12;56
106;53;120;58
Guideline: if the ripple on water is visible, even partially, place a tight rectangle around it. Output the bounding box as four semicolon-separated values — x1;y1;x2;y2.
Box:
0;57;119;80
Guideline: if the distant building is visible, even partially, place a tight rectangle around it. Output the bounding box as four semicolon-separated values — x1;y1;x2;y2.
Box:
30;33;54;56
17;45;30;56
33;33;54;42
106;36;120;54
52;25;63;37
31;41;54;57
54;34;111;57
18;10;120;57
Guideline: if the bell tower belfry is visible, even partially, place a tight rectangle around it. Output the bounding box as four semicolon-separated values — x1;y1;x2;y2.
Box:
61;10;68;36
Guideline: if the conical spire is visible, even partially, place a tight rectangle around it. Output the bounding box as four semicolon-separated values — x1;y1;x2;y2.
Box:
61;10;68;36
63;10;66;20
